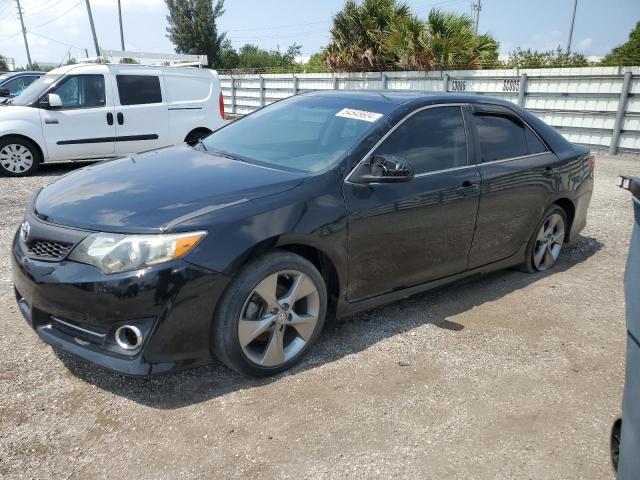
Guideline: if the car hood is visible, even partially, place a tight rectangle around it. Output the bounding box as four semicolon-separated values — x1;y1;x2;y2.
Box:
34;145;307;233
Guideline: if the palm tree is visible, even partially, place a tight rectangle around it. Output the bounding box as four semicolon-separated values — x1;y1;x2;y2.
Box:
324;0;410;71
323;2;499;71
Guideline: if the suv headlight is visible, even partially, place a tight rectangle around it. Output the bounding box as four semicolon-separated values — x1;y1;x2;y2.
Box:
68;231;207;274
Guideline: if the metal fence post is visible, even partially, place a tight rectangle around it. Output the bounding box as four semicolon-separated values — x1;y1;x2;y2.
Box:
610;71;633;155
259;75;265;107
332;75;338;90
381;73;388;89
293;75;299;95
442;73;449;92
230;77;236;115
517;73;528;107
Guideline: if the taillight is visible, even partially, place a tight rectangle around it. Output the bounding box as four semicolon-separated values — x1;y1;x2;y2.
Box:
588;153;596;170
219;92;225;119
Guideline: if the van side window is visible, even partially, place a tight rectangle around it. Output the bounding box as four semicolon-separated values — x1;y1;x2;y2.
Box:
374;106;467;174
473;113;528;162
50;75;105;109
116;75;162;105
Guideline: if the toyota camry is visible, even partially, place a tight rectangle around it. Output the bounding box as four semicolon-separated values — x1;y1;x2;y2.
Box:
12;91;594;377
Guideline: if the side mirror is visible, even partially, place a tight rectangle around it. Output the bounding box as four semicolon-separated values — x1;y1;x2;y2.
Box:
357;154;414;184
47;93;62;108
0;88;10;97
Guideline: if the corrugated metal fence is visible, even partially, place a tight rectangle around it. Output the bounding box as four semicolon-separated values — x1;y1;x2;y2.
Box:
219;66;640;155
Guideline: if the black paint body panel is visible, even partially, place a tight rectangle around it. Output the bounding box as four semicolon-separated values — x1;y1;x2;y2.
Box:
11;91;594;375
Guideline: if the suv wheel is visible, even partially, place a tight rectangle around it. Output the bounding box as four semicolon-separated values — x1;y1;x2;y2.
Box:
211;250;327;377
0;136;41;177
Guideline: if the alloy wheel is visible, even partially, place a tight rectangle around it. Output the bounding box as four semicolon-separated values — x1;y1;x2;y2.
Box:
238;270;320;367
533;213;565;271
0;143;34;174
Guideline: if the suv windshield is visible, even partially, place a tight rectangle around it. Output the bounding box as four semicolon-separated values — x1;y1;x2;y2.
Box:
10;74;61;106
201;95;394;172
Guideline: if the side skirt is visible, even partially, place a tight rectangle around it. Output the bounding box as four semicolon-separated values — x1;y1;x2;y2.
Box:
336;243;527;318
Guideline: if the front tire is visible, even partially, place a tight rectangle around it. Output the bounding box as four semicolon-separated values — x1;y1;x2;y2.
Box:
521;205;567;273
0;136;41;177
211;250;327;377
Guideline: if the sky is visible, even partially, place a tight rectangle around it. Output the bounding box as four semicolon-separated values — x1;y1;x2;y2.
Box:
0;0;638;69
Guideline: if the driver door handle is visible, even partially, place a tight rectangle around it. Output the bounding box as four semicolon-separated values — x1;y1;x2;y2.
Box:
106;113;113;125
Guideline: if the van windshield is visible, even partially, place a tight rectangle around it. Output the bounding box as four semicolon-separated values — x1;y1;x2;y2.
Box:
201;95;394;173
10;74;61;106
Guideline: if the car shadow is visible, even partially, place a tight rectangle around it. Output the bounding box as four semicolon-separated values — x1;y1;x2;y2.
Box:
57;234;603;409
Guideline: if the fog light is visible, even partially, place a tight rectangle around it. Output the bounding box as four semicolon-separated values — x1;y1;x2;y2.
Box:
114;325;142;350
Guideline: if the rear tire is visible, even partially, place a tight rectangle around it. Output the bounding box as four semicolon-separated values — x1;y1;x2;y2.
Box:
211;250;327;377
520;204;567;273
0;136;41;177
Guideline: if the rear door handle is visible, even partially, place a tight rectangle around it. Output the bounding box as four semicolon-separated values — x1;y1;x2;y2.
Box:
44;118;59;125
107;112;113;125
456;180;477;195
117;112;124;125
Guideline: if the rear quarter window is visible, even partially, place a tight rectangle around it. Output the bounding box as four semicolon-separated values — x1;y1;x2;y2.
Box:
116;75;162;105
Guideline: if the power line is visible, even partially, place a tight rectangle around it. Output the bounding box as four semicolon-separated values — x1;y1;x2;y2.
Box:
24;0;67;17
29;0;82;29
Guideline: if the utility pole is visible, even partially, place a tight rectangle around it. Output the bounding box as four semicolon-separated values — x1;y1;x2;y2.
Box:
567;0;577;54
472;0;482;34
117;0;125;51
15;0;32;69
84;0;100;56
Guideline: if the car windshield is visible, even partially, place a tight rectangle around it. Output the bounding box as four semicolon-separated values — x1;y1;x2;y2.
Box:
10;74;61;106
201;95;394;172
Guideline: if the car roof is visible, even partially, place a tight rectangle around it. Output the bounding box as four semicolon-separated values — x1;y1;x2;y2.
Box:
302;89;515;108
0;71;44;77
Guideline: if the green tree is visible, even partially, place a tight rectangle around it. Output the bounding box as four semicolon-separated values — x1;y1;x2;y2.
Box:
165;0;226;68
601;21;640;66
0;55;8;71
306;52;330;72
324;0;411;71
218;39;239;69
322;1;499;71
504;47;588;68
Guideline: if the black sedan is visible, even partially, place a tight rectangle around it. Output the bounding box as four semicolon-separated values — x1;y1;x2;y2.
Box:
12;91;594;377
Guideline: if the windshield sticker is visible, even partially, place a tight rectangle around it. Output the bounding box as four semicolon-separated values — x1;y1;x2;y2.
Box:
335;108;383;123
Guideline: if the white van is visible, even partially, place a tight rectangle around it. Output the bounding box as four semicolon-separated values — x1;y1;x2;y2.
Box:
0;62;225;176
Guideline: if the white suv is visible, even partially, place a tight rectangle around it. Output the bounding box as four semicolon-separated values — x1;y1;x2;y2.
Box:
0;62;225;176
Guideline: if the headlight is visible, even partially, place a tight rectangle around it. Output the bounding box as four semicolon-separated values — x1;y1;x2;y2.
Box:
68;231;207;274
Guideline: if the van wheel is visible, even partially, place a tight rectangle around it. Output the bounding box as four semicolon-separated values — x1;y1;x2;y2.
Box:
184;128;212;146
211;250;327;377
520;205;567;273
0;136;41;177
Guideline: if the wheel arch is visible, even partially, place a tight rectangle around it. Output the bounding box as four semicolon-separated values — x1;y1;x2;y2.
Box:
551;197;575;242
230;236;344;322
184;127;212;145
0;133;45;162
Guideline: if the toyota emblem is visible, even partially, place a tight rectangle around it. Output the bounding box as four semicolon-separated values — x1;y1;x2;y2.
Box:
20;221;30;242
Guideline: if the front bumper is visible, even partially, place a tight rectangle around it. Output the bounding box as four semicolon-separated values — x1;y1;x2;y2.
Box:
11;228;230;375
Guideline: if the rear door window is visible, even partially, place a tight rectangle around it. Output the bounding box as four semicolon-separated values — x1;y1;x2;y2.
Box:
473;113;527;162
116;75;162;105
374;106;468;174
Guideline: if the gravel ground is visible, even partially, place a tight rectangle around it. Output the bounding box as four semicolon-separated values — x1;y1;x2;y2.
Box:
0;155;637;479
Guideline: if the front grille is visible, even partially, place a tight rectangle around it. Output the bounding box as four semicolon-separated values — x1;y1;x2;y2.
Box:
27;240;73;260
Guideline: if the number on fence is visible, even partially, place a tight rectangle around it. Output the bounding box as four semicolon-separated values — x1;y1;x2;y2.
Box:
450;80;466;92
502;79;520;92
